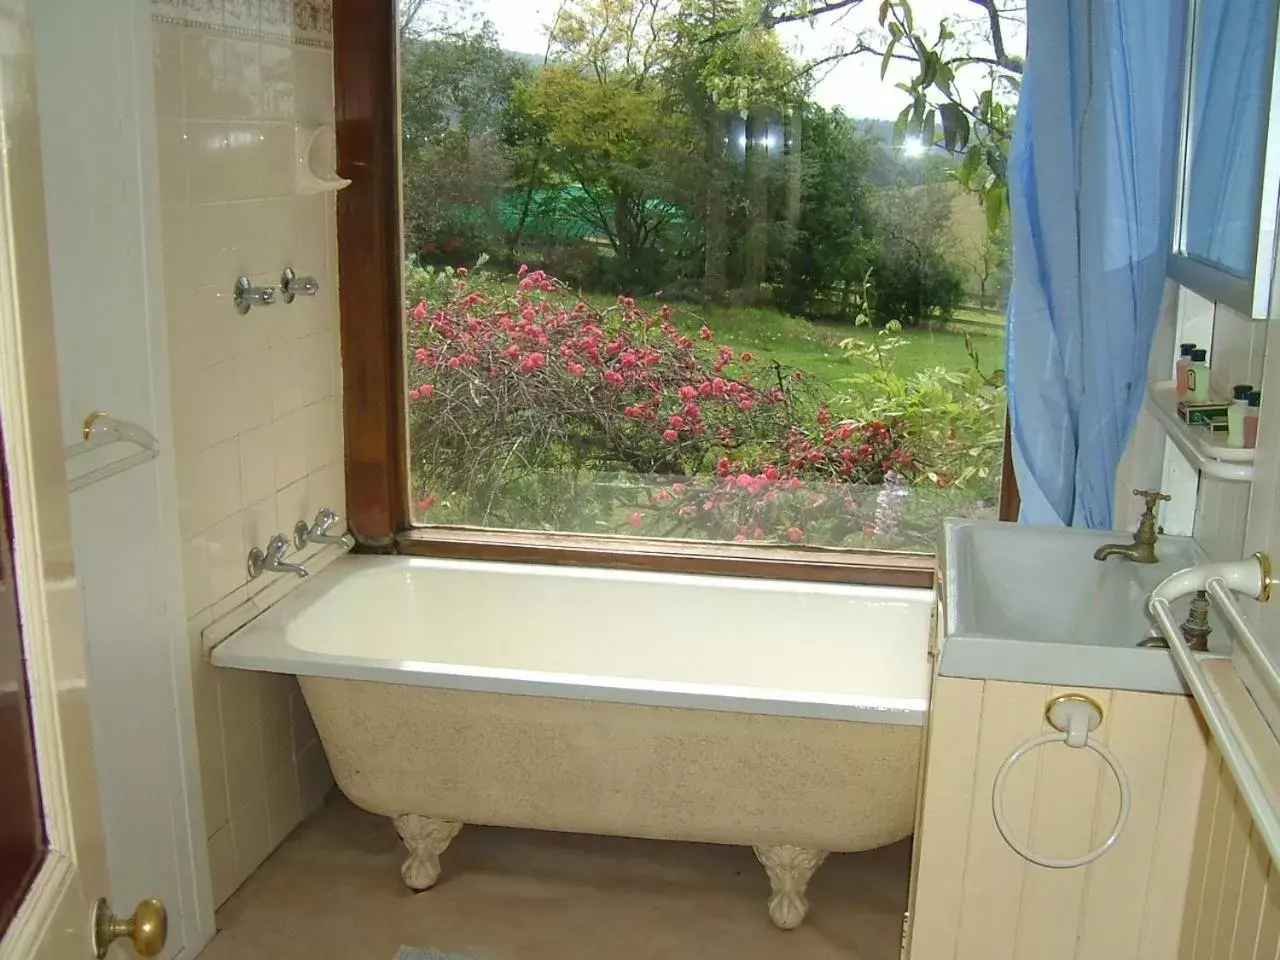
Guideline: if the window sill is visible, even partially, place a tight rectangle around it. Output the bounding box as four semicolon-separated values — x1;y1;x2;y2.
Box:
395;527;935;589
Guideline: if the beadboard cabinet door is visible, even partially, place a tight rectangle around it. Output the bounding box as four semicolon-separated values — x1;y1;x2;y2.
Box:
906;672;1210;960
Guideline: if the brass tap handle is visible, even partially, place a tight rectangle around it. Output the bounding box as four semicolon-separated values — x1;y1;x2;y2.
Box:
93;898;167;958
1133;489;1172;515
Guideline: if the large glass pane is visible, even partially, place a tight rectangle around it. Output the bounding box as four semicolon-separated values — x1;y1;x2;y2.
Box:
1183;0;1277;277
398;0;1019;553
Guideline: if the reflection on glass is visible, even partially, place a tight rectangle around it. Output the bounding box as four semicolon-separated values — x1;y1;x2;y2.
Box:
1183;0;1276;278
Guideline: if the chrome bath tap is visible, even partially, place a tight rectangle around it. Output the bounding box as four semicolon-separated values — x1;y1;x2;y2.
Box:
294;508;355;550
247;534;309;579
1093;489;1171;564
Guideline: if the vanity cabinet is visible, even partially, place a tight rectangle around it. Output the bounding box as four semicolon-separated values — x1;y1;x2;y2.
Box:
904;643;1210;959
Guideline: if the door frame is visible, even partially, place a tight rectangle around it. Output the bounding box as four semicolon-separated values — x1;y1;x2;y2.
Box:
30;1;215;954
0;13;110;943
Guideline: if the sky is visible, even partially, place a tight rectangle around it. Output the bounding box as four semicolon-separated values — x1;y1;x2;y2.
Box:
418;0;1025;120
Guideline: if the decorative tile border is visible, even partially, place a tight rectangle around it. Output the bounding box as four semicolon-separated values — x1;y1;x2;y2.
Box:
151;0;333;48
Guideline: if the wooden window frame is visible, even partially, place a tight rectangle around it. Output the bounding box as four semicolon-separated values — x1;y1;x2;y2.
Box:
332;0;1018;590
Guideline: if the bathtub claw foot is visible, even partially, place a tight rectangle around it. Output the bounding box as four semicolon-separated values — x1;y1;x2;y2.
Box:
753;844;829;929
394;814;462;890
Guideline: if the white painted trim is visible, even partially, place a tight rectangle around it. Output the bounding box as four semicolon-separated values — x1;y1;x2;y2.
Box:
0;39;92;952
126;0;215;949
0;855;76;960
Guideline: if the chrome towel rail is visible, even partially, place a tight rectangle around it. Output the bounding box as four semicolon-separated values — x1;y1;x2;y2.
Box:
63;412;159;493
1148;553;1280;869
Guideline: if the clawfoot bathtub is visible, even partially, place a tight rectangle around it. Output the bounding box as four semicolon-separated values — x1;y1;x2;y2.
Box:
212;556;931;928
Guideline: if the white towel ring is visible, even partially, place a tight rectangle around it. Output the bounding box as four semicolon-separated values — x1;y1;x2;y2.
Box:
991;695;1132;869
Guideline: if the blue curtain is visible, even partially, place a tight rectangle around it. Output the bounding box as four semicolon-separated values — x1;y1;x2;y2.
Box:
1007;0;1188;528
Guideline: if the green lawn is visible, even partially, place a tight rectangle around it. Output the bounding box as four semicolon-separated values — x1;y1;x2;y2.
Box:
659;301;1007;387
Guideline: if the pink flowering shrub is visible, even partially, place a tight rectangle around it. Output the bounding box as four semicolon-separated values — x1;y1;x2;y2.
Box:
405;265;926;545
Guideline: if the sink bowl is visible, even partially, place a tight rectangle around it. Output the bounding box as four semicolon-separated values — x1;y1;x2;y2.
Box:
939;518;1210;694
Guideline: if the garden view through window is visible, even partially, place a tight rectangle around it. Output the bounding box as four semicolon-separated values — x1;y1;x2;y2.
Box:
398;0;1022;553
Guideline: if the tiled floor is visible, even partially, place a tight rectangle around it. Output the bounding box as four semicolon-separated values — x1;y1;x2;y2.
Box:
198;794;911;960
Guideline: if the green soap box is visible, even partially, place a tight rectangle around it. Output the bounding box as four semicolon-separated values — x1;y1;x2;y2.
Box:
1177;397;1230;426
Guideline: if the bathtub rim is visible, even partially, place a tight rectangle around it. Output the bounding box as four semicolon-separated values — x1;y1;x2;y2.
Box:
208;554;931;726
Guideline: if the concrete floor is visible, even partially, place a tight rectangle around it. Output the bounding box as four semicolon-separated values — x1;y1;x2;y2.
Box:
198;794;911;960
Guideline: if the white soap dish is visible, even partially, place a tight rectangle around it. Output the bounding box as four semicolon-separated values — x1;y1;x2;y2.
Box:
296;123;351;194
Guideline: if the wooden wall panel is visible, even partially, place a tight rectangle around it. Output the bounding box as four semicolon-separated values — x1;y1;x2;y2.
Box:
1176;660;1280;960
908;677;1210;960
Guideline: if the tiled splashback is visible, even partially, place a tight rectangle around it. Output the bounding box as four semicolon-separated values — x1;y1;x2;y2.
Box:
152;0;339;907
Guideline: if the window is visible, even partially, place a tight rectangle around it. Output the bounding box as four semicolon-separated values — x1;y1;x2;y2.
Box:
335;0;1020;583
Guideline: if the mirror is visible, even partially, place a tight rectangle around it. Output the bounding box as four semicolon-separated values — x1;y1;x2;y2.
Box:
1180;0;1277;280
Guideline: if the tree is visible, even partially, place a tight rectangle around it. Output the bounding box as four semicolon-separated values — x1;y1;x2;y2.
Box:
701;0;1022;229
870;184;965;326
399;21;528;258
776;105;877;316
512;0;699;287
959;215;1011;309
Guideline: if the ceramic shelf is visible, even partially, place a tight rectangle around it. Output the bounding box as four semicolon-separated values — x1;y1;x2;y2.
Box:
1145;379;1255;482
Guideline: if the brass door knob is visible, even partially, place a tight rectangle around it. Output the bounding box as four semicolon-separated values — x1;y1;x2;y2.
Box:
93;897;167;958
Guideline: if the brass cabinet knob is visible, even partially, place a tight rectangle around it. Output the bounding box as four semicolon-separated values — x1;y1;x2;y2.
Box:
93;897;167;958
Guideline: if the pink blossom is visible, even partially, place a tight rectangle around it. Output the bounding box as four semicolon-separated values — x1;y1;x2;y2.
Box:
517;263;529;277
741;352;754;362
628;511;643;527
603;371;625;387
566;361;586;377
668;415;684;428
698;325;713;340
456;266;469;276
412;301;427;324
786;527;805;543
738;399;754;412
673;483;685;493
417;492;438;511
408;388;421;401
764;465;780;481
663;429;679;443
421;383;433;396
414;347;429;365
679;385;697;401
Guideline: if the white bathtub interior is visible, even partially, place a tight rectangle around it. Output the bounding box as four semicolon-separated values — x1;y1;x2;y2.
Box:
211;556;934;724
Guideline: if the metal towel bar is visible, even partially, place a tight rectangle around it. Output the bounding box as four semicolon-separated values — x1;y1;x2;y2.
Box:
1149;558;1280;869
63;412;160;493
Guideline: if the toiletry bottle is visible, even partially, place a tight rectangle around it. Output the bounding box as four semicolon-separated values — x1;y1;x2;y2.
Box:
1177;343;1196;397
1187;348;1210;401
1228;384;1253;448
1246;390;1262;448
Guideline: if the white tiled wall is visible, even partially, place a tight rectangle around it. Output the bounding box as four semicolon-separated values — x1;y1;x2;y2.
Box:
152;0;339;906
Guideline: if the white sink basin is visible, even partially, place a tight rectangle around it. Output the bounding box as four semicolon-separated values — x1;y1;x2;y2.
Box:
939;518;1210;693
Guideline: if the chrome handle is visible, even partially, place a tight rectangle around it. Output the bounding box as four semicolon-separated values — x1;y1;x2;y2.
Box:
294;508;354;550
234;276;275;314
93;897;167;958
281;267;319;303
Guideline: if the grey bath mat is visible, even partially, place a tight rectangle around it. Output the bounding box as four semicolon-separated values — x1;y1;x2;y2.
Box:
395;949;489;960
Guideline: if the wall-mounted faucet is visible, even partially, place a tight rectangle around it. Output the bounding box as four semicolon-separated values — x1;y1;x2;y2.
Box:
247;533;309;579
234;276;275;314
280;267;319;303
294;508;355;550
1093;489;1171;564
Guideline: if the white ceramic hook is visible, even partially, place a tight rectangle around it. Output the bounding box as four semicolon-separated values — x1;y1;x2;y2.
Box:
295;123;351;194
1045;693;1102;748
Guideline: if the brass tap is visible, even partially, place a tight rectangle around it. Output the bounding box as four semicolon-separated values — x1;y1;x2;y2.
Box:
1093;489;1171;564
1138;589;1212;651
